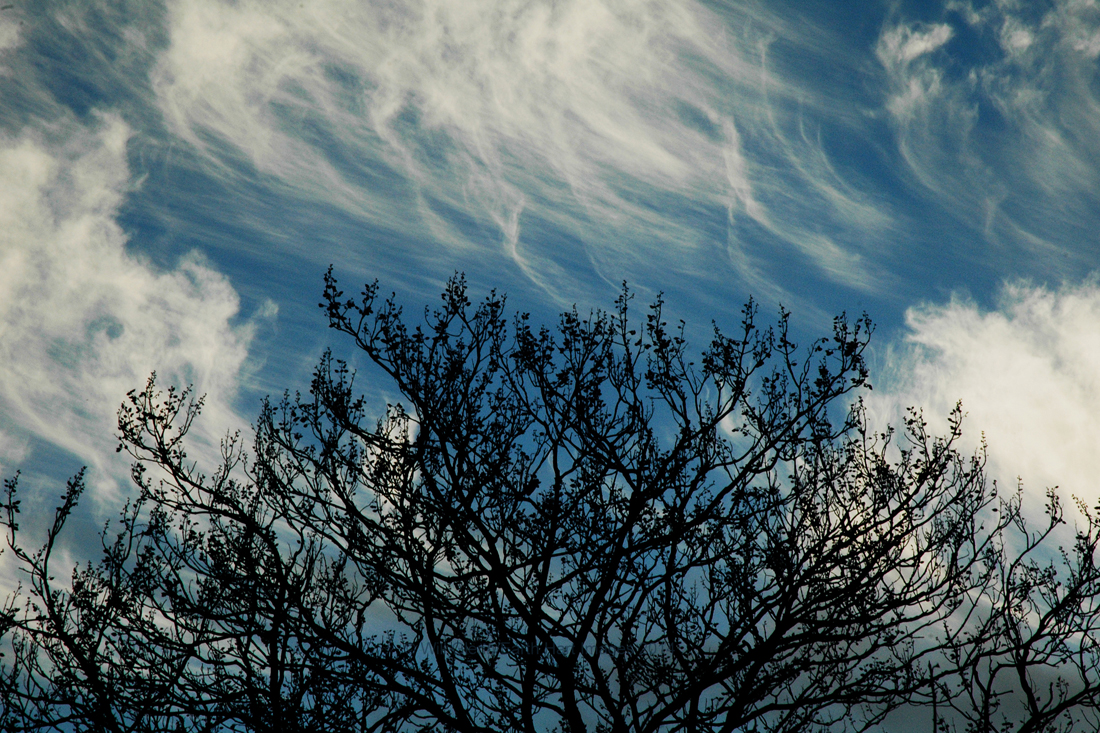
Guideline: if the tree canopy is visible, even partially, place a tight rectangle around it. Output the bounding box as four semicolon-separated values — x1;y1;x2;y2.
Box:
3;272;1100;733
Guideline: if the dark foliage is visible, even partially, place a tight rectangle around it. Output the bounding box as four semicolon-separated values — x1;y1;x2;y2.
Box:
3;272;1100;732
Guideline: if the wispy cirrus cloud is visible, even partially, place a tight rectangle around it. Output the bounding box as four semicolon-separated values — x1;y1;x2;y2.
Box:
149;0;896;303
878;1;1100;266
0;114;262;505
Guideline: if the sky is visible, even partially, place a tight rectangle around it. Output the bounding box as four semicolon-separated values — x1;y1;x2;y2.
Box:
2;0;1100;537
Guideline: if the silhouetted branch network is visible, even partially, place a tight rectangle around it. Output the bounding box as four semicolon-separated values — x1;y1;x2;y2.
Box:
3;271;1100;732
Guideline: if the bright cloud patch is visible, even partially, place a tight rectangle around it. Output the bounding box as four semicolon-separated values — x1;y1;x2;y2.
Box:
0;115;257;503
869;281;1100;518
878;22;952;65
0;12;19;76
0;19;16;52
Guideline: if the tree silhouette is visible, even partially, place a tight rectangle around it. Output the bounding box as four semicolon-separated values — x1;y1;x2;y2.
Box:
3;272;1100;732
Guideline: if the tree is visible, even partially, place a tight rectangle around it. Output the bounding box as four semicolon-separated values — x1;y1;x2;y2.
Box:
2;271;1100;732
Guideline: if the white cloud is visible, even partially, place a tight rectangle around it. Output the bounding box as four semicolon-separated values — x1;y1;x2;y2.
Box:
1000;19;1034;54
877;3;1100;258
0;114;259;505
149;0;894;299
0;19;16;50
868;281;1100;519
876;21;975;183
878;23;953;66
0;11;19;75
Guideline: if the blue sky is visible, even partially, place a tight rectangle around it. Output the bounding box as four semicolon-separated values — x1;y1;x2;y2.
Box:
2;0;1100;532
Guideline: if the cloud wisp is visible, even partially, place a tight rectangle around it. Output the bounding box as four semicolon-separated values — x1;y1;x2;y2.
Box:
149;0;896;302
877;1;1100;269
0;114;259;505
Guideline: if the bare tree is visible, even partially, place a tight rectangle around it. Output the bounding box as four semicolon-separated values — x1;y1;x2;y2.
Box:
3;271;1100;732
